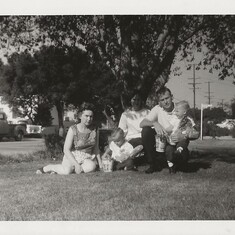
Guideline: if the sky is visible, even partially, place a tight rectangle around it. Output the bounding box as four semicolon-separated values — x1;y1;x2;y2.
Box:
167;64;235;109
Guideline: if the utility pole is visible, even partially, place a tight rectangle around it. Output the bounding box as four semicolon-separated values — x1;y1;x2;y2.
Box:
188;64;201;118
220;99;224;110
204;81;214;105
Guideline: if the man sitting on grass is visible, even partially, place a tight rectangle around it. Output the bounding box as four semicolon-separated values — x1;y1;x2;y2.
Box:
140;86;199;174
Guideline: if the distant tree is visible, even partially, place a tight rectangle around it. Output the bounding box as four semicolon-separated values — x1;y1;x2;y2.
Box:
32;103;53;126
33;45;95;127
203;107;228;124
0;45;119;128
0;51;44;123
0;46;95;128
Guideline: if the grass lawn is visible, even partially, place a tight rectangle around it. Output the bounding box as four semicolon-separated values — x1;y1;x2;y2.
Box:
0;139;234;220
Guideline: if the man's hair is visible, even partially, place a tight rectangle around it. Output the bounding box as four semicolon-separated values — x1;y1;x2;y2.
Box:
157;86;172;99
175;100;190;112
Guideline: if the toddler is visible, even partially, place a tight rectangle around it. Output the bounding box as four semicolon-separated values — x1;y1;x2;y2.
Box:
101;128;143;171
166;100;199;172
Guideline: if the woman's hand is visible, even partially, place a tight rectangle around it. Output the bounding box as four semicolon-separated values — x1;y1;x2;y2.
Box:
74;162;83;174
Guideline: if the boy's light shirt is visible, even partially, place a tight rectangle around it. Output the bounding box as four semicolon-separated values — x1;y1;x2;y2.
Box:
109;141;133;162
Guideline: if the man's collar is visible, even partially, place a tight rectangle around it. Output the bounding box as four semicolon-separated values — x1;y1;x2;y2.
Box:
164;103;175;114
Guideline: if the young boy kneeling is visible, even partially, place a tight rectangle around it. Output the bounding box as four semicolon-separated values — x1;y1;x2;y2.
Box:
101;128;143;171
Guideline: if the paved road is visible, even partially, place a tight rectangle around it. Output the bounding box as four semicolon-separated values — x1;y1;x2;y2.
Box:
0;138;46;155
1;136;234;156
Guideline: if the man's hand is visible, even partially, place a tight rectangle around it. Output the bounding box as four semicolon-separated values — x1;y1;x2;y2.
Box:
170;129;186;143
153;122;167;138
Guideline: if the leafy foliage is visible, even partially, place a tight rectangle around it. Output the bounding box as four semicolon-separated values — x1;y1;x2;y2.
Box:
33;103;53;126
43;134;64;160
1;15;235;99
0;15;234;116
0;46;99;126
194;107;228;124
0;51;46;123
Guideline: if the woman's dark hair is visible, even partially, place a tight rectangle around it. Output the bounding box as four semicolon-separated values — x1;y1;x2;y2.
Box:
80;102;95;113
131;90;145;102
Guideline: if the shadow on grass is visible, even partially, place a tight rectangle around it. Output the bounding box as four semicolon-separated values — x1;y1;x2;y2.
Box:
155;150;235;173
173;150;235;173
190;150;235;164
177;161;212;173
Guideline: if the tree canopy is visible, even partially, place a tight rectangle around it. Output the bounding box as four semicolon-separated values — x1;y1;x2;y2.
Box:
0;15;234;124
0;45;119;126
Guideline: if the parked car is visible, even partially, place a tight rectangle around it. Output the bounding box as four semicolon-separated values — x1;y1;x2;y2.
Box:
17;119;42;135
41;120;76;137
0;111;26;141
216;119;235;130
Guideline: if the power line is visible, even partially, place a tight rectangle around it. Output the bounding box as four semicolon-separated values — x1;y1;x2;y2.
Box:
188;64;201;117
216;98;225;110
204;81;214;105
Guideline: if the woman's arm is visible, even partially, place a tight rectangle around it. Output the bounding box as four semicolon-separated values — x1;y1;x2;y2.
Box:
102;109;116;128
118;113;128;134
63;127;80;167
94;130;102;168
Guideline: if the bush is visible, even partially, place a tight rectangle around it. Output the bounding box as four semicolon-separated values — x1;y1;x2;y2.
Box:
230;128;235;138
215;127;230;137
43;134;64;160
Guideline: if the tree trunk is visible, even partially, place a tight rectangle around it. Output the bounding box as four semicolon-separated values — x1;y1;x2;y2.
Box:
55;101;64;129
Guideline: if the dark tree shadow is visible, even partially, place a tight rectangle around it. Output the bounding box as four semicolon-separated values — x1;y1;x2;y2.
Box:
177;161;212;173
173;150;235;173
153;150;235;173
190;150;235;164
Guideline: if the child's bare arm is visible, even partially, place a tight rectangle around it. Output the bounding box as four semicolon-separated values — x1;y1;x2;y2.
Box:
101;146;112;159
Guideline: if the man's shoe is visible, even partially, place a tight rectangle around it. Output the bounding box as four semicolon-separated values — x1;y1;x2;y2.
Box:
36;167;45;174
169;166;176;174
145;166;155;174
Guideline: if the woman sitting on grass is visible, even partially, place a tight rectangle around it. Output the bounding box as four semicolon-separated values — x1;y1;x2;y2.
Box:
36;102;102;175
101;128;143;171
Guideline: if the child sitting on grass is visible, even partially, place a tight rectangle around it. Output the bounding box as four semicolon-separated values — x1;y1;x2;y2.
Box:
166;100;199;173
101;128;143;171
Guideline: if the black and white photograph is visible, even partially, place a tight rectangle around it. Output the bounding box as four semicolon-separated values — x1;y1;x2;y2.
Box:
0;0;235;234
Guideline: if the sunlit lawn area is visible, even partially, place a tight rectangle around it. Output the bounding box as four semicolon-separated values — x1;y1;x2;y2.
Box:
0;139;234;220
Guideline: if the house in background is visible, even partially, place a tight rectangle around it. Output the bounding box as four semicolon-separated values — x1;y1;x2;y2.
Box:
50;106;77;126
0;96;77;127
0;96;19;123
